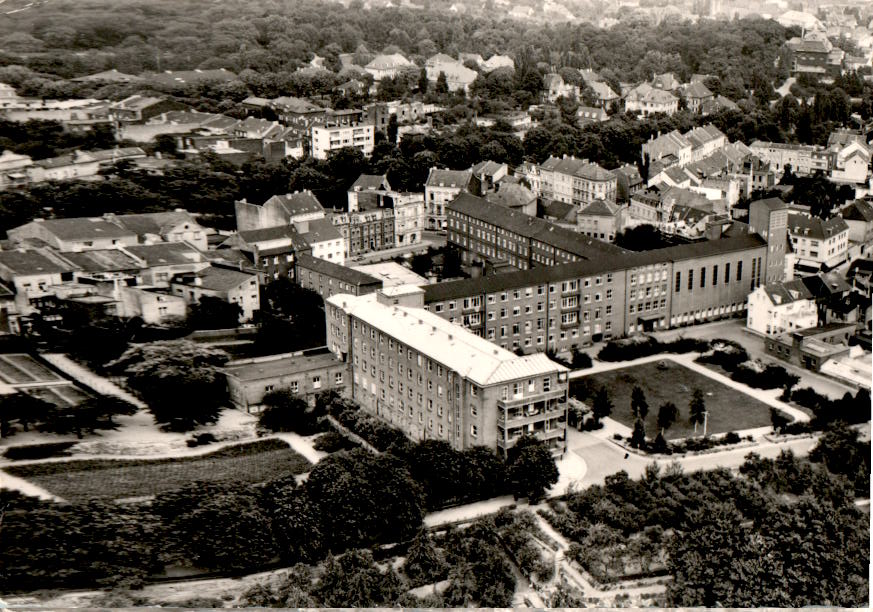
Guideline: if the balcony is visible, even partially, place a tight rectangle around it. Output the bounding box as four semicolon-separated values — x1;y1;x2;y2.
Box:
498;404;566;428
497;422;566;454
498;388;567;408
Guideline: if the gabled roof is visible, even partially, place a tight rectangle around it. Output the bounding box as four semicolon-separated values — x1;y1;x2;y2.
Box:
760;278;814;306
125;242;205;266
426;53;456;65
265;191;326;219
111;94;164;111
297;253;381;287
589;80;619;101
0;250;73;275
425;168;473;189
22;218;136;242
542;199;577;221
471;160;505;176
351;174;390;191
484;183;535;210
788;214;849;240
294;217;341;243
327;292;566;386
366;53;413;70
232;225;307;249
651;73;680;91
539;156;615;182
683;81;713;99
842;199;873;223
482;55;514;71
241;96;271;107
271;96;325;114
579;199;621;217
109;211;200;238
800;272;852;298
59;249;142;273
626;82;678;105
180;265;255;292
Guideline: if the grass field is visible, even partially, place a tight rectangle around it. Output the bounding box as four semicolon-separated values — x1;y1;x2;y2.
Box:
5;439;311;503
570;360;773;439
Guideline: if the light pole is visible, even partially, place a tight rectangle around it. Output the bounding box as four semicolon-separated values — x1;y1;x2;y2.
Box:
702;410;709;438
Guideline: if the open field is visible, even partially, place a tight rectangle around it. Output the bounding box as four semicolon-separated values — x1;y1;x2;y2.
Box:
570;360;773;439
4;439;311;502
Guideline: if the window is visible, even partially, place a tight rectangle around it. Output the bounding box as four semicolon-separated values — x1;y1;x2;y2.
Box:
724;262;730;284
470;424;478;437
675;271;681;293
312;376;322;389
700;267;706;288
501;386;508;401
543;376;551;392
334;372;343;384
688;269;693;290
736;260;742;281
528;379;535;392
513;382;522;397
471;405;478;417
289;381;298;393
712;264;718;286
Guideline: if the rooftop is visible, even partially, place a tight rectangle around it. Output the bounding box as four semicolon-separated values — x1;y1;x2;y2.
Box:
425;168;473;188
0;250;72;275
224;351;343;382
264;191;326;220
178;265;255;292
539;156;615;182
351;262;428;287
17;218;136;242
297;253;381;287
59;249;142;273
327;292;567;386
351;174;389;192
125;242;204;266
788;214;849;240
109;211;199;237
295;217;341;243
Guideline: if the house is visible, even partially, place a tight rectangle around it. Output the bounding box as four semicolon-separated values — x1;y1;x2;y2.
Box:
171;264;260;322
364;53;414;81
426;55;478;92
749;141;830;176
424;168;474;230
613;165;645;203
788;214;850;270
482;55;514;72
485;183;537;216
348;174;392;211
224;350;348;413
785;31;842;78
685;124;727;162
271;96;327;128
624;83;679;116
310;123;375;160
830;141;871;184
765;323;855;372
841;199;873;244
520;156;617;208
105;211;208;251
543;73;578;102
651;72;681;91
576;106;609;125
218;226;309;285
0;250;74;307
295;253;382;300
747;279;817;336
293;217;346;265
125;242;209;287
8;218;138;252
642;130;692;168
233;117;284;140
109;95;188;124
541;199;578;228
681;81;714;114
587;81;619;108
470;161;508;194
330;208;395;258
577;200;625;242
334;79;366;97
235;191;326;232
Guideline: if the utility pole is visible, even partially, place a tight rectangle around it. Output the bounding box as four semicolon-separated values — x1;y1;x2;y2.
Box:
702;410;709;438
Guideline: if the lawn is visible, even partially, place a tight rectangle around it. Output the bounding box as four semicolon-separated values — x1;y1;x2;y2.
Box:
5;438;311;503
570;360;773;439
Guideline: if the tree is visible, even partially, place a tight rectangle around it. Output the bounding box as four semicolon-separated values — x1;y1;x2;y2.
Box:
435;71;448;95
656;401;679;433
630;418;647;449
417;67;428;94
769;407;790;433
258;390;313;433
315;548;405;607
110;340;229;432
631;385;649;420
506;435;558;503
652;430;669;453
387;113;398;145
591;386;613;422
689;388;706;434
37;396;138;439
808;421;871;497
0;393;53;437
403;528;449;586
187;295;243;330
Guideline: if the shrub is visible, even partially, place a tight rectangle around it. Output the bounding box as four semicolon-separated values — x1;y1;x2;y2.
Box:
186;432;217;447
598;336;710;362
3;442;77;460
313;431;359;453
722;431;741;444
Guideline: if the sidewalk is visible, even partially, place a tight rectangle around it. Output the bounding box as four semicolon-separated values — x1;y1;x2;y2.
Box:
41;353;146;409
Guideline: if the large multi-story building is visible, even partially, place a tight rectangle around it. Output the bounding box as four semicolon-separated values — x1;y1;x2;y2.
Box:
788;213;850;270
422;234;769;354
519;155;617;209
749;141;830;176
447;194;627;270
748;198;790;284
331;208;395;258
310;123;375;160
326;287;570;456
347;174;424;249
295;253;382;300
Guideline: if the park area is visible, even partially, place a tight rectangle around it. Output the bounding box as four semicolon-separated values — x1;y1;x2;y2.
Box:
4;438;311;503
570;359;773;439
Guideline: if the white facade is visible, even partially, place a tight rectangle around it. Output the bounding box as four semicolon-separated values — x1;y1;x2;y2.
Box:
308;235;347;265
830;142;871;184
310;124;375;160
393;193;425;247
746;285;818;337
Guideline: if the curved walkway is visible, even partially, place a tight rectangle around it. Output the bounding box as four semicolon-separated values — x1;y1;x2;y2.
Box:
41;353;146;409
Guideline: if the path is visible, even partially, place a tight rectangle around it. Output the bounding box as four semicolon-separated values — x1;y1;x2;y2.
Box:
0;470;64;502
41;353;146;408
775;77;796;98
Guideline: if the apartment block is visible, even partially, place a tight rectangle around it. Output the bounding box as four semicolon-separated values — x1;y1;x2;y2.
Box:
295;253;382;299
310;123;375;160
422;235;769;354
519;155;617;208
326;289;570;456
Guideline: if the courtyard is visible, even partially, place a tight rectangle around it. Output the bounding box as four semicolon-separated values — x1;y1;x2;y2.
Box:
570;359;774;439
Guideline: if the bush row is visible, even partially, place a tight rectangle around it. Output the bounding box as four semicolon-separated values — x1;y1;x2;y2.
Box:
597;336;711;362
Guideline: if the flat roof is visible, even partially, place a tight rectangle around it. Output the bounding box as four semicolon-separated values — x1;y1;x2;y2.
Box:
351;262;428;287
224;351;343;382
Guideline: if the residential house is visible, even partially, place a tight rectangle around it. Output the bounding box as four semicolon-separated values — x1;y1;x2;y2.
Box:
613;164;645;203
485;182;537;217
642;130;692;168
171;264;260;321
766;323;855;372
115;286;187;325
348;174;392;211
681;81;714;114
125;242;210;287
0;250;74;308
788;213;850;270
234;191;326;232
325;289;570;455
426;55;478;92
747;278;818;336
624;83;679;116
841;199;873;244
685;124;728;162
364;53;415;81
105;211;208;251
293;218;346;265
470;161;508;194
785;31;843;78
482;55;515;72
544;73;578;102
233;117;285;140
576;106;609;126
749;141;830;176
9;218;138;252
519;155;617;209
295;253;382;299
271;96;327;128
424;168;474;230
541;200;577;229
218;226;309;285
829;140;871;184
224;350;348;413
578;200;625;242
331;208;395;258
651;73;681;91
587;81;619;108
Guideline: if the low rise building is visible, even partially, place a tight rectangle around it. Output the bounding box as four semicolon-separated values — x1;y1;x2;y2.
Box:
841;199;873;245
577;200;625;242
624;83;679;116
424;168;474;230
331;208;395;258
296;253;382;299
519;155;617;209
224;350;347;413
765;323;855;371
171;265;260;322
234;191;326;231
9;218;138;252
218;226;309;284
294;218;346;265
749;141;830;176
325;289;570;456
788;214;850;270
746;279;817;336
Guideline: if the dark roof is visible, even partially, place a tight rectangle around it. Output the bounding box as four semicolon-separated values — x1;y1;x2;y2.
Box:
425;168;473;188
752;197;790;212
448;193;626;259
297;254;382;288
237;225;305;246
125;242;204;266
21;218;135;241
800;273;852;298
59;249;142;273
0;281;13;298
110;211;200;237
788;214;849;240
0;250;73;275
265;191;326;219
424;234;766;301
351;174;389;191
542;200;576;220
295;217;341;243
176;265;255;292
842;200;873;223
